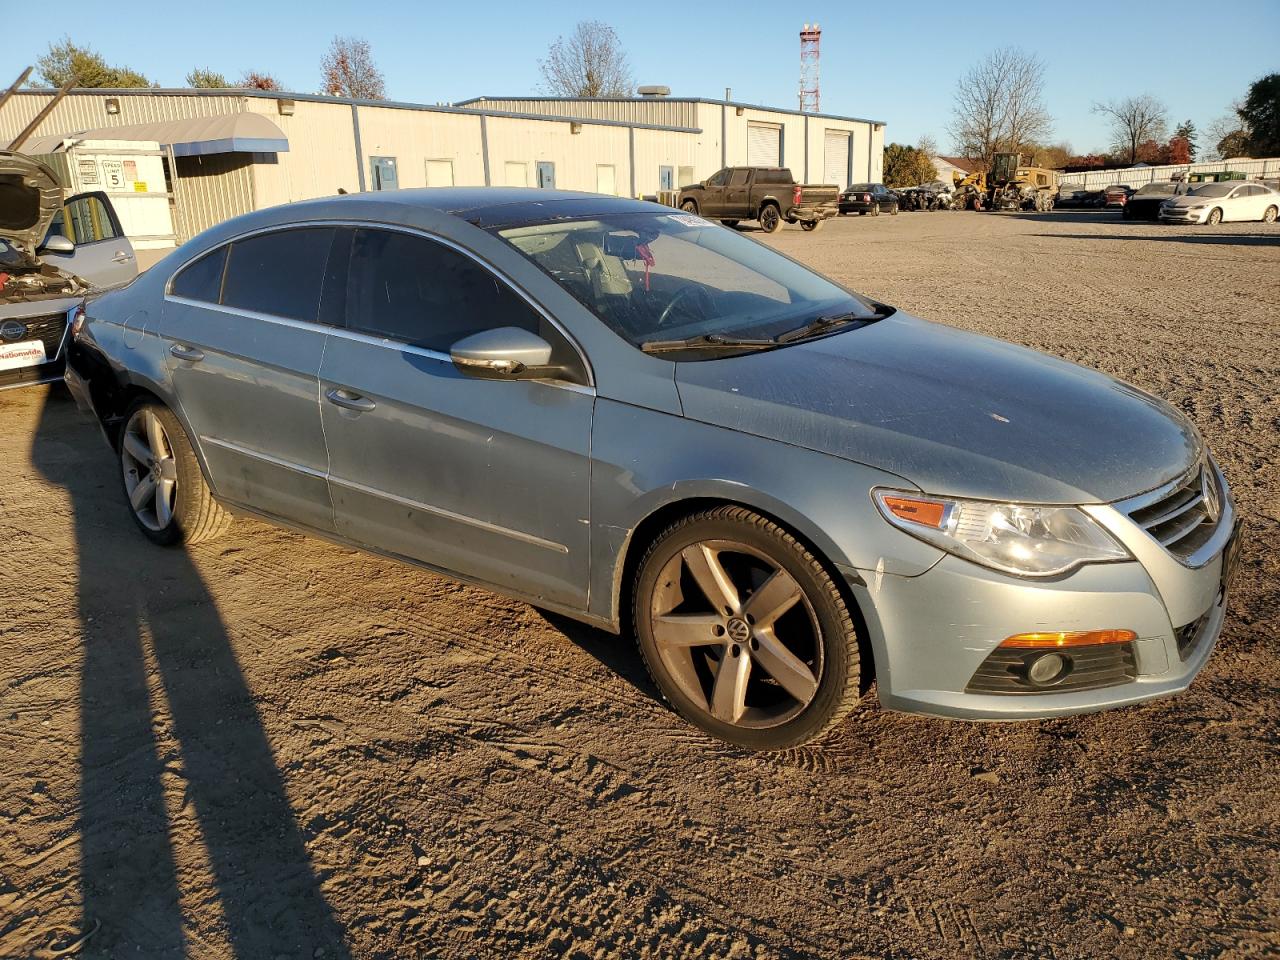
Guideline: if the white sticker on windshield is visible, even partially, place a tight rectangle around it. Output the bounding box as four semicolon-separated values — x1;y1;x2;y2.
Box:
667;213;711;228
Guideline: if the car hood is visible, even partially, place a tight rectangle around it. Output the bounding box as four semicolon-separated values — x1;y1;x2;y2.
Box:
674;313;1200;504
0;151;62;252
1163;195;1213;208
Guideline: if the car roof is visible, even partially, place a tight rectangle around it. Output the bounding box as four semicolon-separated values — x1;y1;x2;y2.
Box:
319;187;666;229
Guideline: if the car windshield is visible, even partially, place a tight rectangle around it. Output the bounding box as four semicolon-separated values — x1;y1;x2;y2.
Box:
1135;183;1175;196
1190;183;1233;197
495;211;882;354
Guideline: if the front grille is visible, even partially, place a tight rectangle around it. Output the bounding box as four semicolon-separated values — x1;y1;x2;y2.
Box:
4;313;69;360
1125;464;1220;560
965;643;1137;695
1174;613;1212;661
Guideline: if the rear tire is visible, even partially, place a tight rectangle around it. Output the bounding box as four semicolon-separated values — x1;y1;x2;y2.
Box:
633;505;862;750
720;219;739;227
119;400;230;546
800;219;822;232
759;203;782;233
1263;205;1277;224
870;203;880;217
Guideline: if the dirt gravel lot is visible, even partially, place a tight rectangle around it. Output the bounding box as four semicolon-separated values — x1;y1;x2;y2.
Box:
1;209;1277;959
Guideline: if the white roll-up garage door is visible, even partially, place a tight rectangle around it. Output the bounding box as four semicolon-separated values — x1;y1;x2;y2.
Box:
747;123;782;167
824;130;851;187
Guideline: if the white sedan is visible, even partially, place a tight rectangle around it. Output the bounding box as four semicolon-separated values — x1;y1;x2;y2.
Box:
1160;181;1280;225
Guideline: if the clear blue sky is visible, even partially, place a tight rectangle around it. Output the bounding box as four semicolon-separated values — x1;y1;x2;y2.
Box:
13;0;1279;155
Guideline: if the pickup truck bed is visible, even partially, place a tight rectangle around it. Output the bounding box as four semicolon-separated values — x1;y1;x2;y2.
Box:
677;167;839;233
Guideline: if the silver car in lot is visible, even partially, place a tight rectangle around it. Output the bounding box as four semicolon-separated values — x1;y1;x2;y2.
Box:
66;188;1242;750
1;151;138;390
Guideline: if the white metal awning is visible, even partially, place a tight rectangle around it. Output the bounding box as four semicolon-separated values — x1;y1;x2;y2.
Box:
21;113;289;158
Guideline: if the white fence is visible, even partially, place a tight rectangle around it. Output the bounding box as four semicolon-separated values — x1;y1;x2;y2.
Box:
1058;157;1280;189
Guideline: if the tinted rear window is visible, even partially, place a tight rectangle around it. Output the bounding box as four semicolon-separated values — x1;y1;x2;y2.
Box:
221;228;336;322
171;246;228;302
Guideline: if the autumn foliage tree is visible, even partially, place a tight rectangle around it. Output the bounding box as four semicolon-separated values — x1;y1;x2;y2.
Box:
238;71;282;91
320;36;386;100
882;143;938;187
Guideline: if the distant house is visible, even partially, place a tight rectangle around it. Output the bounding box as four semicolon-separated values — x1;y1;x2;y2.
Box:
933;156;977;184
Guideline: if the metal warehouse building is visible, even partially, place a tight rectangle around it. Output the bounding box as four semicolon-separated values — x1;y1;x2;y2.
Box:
1;88;884;252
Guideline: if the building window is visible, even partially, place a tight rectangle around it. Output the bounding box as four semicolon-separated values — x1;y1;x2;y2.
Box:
370;156;399;191
425;159;455;187
505;161;528;187
678;165;694;189
659;166;674;191
596;164;616;196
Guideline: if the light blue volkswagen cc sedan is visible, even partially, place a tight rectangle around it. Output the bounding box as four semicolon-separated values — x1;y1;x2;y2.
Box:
65;189;1242;750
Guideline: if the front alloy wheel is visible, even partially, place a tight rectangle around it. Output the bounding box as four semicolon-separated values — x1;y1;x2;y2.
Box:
634;506;861;749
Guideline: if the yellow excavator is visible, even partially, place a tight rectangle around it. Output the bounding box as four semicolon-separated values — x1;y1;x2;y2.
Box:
951;152;1059;211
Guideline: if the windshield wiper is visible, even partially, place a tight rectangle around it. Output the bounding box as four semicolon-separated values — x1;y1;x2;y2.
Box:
640;333;780;354
774;312;866;344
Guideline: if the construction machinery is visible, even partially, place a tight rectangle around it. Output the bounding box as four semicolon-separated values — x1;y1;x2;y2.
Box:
951;152;1060;211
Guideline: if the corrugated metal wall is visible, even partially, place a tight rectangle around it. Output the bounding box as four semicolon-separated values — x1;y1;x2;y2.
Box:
0;92;245;145
244;98;365;204
173;154;255;241
465;98;700;129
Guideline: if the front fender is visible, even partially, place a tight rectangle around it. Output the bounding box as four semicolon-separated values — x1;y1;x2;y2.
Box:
588;399;945;626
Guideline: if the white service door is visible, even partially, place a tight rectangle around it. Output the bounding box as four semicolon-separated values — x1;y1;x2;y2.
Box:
823;130;850;187
505;162;528;187
596;164;616;196
747;123;782;167
425;159;455;187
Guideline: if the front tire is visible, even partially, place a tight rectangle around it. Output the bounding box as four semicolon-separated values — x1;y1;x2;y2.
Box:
758;204;782;233
681;199;699;214
633;506;862;750
119;401;230;546
1207;207;1223;225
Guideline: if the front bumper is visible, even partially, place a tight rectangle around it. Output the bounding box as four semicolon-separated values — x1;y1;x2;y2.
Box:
1160;208;1207;223
849;468;1238;720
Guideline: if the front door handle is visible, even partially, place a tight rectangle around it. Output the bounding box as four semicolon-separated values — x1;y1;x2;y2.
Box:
170;343;204;362
325;387;376;412
112;251;135;263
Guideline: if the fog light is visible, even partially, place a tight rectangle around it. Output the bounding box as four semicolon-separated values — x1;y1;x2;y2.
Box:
1026;652;1070;686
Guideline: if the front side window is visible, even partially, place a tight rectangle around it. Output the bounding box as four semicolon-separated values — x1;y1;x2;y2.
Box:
706;169;729;187
344;228;539;351
63;195;119;244
220;227;336;322
496;211;881;355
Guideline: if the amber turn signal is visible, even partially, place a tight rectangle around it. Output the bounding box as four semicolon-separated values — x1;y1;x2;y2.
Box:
1000;629;1137;649
880;495;947;529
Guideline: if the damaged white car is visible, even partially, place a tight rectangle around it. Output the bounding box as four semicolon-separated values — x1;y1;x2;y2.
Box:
0;150;136;390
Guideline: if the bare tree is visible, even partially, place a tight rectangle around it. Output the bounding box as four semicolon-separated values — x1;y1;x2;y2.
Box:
947;47;1051;170
538;21;634;97
1093;95;1168;165
1206;101;1246;159
321;36;385;100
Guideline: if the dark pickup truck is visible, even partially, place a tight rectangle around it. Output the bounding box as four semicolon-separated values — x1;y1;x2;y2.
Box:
678;167;839;233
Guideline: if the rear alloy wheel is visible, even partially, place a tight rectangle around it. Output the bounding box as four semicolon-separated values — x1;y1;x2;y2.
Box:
1207;207;1223;225
759;204;782;233
1264;205;1278;224
634;506;861;750
870;203;880;217
120;401;230;546
800;219;822;232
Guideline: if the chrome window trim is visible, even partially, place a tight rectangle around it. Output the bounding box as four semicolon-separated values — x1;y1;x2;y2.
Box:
327;473;570;555
162;218;595;387
200;435;328;480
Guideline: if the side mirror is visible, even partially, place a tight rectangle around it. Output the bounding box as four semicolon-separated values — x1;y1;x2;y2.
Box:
450;327;554;379
40;234;75;254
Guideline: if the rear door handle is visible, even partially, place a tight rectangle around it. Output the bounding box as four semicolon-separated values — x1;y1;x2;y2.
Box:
325;387;376;412
170;343;204;362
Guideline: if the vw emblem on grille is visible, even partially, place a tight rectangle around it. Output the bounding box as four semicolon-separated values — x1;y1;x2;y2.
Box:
1201;469;1221;524
0;320;26;341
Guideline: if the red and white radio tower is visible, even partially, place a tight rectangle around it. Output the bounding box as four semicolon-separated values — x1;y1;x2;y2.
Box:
799;22;821;113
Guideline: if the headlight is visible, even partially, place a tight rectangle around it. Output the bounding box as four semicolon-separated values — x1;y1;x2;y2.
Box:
1188;204;1205;211
873;489;1130;577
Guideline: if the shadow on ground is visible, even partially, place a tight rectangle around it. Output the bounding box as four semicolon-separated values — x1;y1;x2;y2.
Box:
29;389;351;959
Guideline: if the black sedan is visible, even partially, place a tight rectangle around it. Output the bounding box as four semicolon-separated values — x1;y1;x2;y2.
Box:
840;183;899;216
